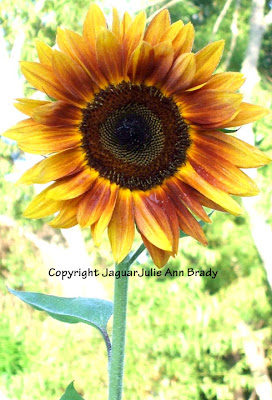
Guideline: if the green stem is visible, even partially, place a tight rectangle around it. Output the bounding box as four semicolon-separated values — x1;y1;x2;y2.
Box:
108;243;145;400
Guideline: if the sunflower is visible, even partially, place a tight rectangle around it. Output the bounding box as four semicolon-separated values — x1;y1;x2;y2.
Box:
4;5;270;268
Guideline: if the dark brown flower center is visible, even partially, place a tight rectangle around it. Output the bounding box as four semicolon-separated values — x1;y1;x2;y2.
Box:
80;81;190;191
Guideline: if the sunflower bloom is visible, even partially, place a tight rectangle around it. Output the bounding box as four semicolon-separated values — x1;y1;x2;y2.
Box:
4;6;270;268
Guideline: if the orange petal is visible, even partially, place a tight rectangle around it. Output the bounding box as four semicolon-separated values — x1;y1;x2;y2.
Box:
191;40;225;86
108;188;135;263
145;41;174;86
83;4;107;50
188;145;260;196
198;130;271;168
175;200;207;245
20;61;84;107
166;178;211;223
96;29;123;84
149;187;180;255
172;22;194;58
35;40;53;66
77;178;111;228
23;184;63;219
46;168;98;200
128;41;154;84
178;162;242;215
179;90;243;124
52;50;93;102
222;102;270;127
91;183;119;245
203;72;245;91
144;9;170;46
17;126;82;154
61;28;107;89
133;191;173;252
14;98;50;117
17;148;86;185
120;12;132;39
122;11;146;73
163;53;196;95
32;101;81;126
49;196;83;229
141;234;171;269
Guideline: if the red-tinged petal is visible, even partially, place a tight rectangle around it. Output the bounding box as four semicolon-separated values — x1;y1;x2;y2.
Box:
144;9;170;46
77;178;111;228
17;126;82;155
46;168;99;200
112;8;120;39
166;178;211;223
23;184;63;219
128;41;154;84
172;22;194;58
20;61;84;107
96;29;123;84
62;29;107;88
191;40;225;86
122;11;146;73
145;41;174;86
17;148;86;185
83;4;107;50
56;28;75;58
160;20;184;42
108;188;135;263
203;72;245;91
175;200;208;245
222;102;270;127
52;50;94;102
49;196;83;229
35;40;53;66
178;162;242;215
163;53;196;95
179;90;243;124
14;99;50;117
141;234;171;269
91;184;119;245
133;191;173;252
150;187;180;255
198;130;271;168
188;145;260;196
32;101;81;126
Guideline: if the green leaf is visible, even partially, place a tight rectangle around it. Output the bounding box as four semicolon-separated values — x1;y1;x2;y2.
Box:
8;288;113;350
219;128;240;133
59;382;84;400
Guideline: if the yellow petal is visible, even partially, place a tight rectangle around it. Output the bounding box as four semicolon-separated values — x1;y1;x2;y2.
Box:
162;53;196;95
141;234;171;269
20;61;84;107
191;40;225;86
49;196;83;229
108;189;135;264
133;192;173;252
178;162;242;215
14;98;50;117
2;118;37;140
46;168;98;200
223;102;270;127
52;50;93;102
83;4;107;49
128;41;154;84
35;40;53;66
91;184;119;245
23;184;63;219
32;101;81;126
96;29;123;84
112;8;120;39
160;20;184;42
173;22;194;58
17;148;86;185
203;72;245;91
145;41;174;86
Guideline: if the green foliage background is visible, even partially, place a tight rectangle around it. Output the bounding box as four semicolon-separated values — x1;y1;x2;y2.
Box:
0;0;272;399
